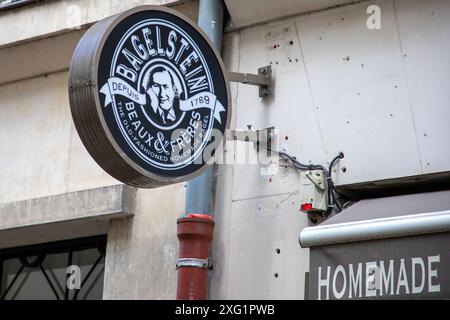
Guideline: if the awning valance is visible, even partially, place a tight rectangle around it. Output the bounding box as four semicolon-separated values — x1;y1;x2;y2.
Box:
300;190;450;248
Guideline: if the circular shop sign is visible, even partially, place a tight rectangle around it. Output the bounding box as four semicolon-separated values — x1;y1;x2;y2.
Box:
69;6;231;188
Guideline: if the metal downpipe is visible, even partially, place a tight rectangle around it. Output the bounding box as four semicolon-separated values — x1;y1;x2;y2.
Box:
177;0;224;300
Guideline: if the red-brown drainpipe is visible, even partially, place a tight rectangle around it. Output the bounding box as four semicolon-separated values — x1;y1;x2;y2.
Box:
176;214;215;300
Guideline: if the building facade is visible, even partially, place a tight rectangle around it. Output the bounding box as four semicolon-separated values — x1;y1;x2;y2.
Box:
0;0;449;299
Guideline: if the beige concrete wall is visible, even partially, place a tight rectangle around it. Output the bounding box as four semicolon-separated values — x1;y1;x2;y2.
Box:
0;0;197;300
0;30;84;86
0;0;199;202
0;0;198;48
224;0;450;187
0;67;191;299
0;1;198;86
0;71;118;204
103;185;184;299
0;0;198;201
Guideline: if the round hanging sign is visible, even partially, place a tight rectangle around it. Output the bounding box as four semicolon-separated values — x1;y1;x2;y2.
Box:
69;6;231;188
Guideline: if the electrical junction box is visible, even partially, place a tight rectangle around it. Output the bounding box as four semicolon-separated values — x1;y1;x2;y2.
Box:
300;170;327;213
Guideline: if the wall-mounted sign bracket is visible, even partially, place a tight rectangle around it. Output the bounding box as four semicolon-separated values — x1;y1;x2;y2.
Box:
228;126;276;157
228;126;274;143
228;65;272;98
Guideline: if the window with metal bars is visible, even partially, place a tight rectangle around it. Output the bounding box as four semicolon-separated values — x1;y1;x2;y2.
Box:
0;235;106;300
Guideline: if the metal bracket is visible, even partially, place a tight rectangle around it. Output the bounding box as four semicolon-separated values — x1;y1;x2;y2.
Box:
176;258;212;270
227;126;275;157
228;126;274;143
228;65;272;98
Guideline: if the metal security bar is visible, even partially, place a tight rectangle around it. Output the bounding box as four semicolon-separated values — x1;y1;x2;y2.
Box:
0;235;106;300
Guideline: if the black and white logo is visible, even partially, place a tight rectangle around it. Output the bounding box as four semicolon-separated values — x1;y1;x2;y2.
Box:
69;7;230;187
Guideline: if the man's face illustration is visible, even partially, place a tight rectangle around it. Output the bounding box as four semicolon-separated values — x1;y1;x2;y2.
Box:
150;70;175;111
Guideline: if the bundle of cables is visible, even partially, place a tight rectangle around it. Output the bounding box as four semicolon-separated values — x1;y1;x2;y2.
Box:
267;147;344;218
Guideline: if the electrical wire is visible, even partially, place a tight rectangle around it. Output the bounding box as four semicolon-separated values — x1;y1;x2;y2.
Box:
267;147;344;217
327;152;345;213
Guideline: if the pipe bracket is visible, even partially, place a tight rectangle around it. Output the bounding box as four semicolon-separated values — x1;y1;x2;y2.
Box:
176;258;212;270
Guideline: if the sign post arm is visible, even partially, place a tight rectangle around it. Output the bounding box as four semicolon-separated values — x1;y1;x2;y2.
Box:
227;65;272;97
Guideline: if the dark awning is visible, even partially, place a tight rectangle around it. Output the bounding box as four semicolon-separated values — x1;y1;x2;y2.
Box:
300;190;450;300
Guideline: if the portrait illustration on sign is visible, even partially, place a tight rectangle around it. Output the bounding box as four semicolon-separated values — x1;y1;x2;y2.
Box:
144;65;181;125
